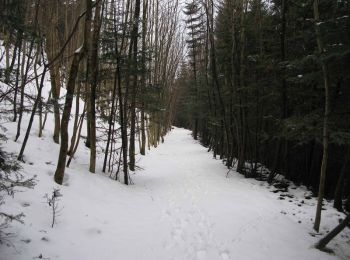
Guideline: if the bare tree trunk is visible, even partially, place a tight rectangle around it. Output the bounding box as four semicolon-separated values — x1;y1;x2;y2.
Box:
45;1;62;144
88;0;102;173
5;31;22;84
316;214;350;250
268;0;288;182
67;84;81;156
129;0;141;172
15;40;35;142
140;0;148;156
13;36;23;122
33;44;43;138
41;91;51;131
18;66;48;161
103;61;118;172
313;0;331;232
54;51;84;184
205;0;232;167
67;104;86;167
50;65;61;144
84;0;93;150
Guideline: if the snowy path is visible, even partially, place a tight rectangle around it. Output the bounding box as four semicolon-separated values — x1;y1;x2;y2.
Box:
2;128;347;260
133;128;338;260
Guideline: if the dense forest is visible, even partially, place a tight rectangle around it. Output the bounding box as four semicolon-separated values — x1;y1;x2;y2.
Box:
174;0;350;230
0;0;350;253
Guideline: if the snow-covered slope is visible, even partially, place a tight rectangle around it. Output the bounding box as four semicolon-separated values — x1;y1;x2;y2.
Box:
1;122;349;260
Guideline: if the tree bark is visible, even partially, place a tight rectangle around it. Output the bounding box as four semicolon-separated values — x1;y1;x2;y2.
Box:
313;0;331;232
128;0;141;172
54;51;84;184
140;0;148;156
88;0;102;173
12;36;22;122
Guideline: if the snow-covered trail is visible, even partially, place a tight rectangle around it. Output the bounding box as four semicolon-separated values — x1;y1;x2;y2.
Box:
134;128;336;260
1;128;346;260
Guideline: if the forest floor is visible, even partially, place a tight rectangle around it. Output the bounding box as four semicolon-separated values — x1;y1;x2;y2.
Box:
1;114;350;260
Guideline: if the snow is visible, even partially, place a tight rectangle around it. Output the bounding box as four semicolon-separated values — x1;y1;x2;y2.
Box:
1;41;350;260
1;121;349;259
75;45;84;54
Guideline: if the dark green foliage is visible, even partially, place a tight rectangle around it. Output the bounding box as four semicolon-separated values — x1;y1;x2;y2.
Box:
175;0;350;201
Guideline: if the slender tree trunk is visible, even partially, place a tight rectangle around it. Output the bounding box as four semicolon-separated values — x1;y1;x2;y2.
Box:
42;91;51;131
15;0;40;141
140;0;148;156
268;0;288;182
103;64;118;172
33;44;43;138
129;0;141;172
333;149;349;211
13;37;22;122
5;31;22;84
313;0;331;232
46;1;62;145
114;32;129;184
54;51;84;184
205;0;232;168
84;0;93;149
67;104;86;167
88;0;102;173
18;66;47;161
50;65;61;144
15;40;35;142
67;84;81;156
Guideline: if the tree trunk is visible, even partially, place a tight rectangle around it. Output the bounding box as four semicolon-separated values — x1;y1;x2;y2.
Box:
13;37;22;122
50;65;61;144
88;0;102;174
54;51;84;184
67;84;81;156
316;214;350;250
67;104;86;167
128;0;141;172
103;65;117;172
18;67;48;161
140;0;148;156
313;0;331;232
115;32;129;184
333;149;349;211
15;40;35;142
